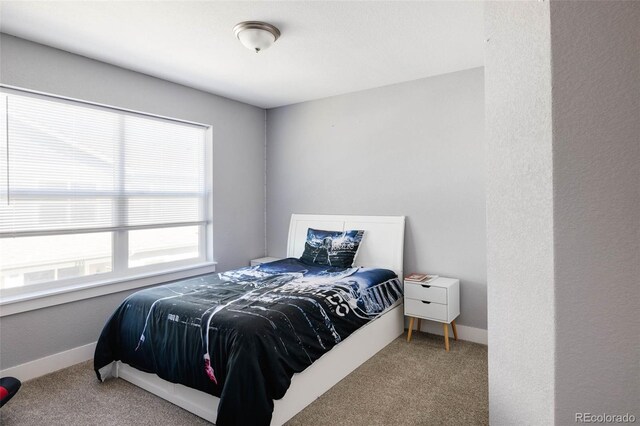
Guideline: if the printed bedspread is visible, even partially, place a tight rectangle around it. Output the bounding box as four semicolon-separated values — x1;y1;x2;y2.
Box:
94;258;402;425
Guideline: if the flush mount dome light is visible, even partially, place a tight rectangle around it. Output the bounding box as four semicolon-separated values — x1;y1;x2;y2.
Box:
233;21;281;53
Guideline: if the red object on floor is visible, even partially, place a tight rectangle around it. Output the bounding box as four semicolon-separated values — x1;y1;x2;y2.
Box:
0;377;21;407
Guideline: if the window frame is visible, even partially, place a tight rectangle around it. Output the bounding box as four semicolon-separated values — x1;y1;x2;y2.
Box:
0;85;216;316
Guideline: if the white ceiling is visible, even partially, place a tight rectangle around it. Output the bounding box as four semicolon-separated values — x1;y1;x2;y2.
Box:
0;1;484;109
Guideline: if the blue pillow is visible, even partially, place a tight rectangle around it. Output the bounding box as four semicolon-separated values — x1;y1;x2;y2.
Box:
300;228;365;268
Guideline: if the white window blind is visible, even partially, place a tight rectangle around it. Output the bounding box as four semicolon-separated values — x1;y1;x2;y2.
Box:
0;93;208;237
0;88;213;297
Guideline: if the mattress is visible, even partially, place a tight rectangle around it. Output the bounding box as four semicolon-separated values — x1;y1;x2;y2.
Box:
94;258;403;425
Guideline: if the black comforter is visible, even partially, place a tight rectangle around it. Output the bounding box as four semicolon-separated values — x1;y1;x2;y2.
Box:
94;258;402;425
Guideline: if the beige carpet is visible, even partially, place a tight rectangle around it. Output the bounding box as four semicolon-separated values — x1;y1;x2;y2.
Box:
0;332;487;425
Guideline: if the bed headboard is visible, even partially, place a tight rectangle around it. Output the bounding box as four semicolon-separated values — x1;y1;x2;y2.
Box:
286;214;405;279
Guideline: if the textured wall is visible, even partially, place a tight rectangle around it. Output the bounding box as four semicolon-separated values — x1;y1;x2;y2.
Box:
486;2;640;424
550;2;640;422
267;68;487;330
485;3;556;424
0;34;266;368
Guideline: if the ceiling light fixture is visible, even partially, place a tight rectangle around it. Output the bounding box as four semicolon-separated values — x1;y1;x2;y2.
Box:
233;21;281;53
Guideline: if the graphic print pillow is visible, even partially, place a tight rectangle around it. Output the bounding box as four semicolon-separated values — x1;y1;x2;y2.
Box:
300;228;365;268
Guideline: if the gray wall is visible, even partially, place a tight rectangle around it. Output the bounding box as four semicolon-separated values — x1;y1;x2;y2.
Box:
267;68;487;330
551;2;639;422
486;2;639;424
0;34;266;369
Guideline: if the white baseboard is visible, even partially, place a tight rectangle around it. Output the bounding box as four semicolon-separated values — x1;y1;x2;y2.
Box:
0;342;96;382
406;318;488;345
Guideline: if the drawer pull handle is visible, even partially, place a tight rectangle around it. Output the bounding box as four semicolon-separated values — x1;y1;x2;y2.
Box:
421;284;431;288
421;301;431;304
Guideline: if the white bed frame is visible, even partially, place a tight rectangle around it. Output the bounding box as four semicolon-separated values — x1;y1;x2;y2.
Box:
112;214;406;425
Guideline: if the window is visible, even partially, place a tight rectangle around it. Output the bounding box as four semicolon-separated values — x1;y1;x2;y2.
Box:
0;88;213;298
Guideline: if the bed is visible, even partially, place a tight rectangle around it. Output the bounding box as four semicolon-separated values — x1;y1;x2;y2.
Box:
94;214;405;425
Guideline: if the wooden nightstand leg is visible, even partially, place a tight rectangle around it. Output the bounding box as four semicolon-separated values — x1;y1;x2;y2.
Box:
443;323;450;352
451;320;458;340
417;318;422;332
407;317;415;342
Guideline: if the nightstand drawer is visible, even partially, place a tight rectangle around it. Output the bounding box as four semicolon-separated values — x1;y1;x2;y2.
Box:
404;282;447;304
404;298;448;321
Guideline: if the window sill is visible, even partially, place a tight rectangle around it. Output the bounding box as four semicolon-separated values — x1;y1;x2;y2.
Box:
0;262;217;317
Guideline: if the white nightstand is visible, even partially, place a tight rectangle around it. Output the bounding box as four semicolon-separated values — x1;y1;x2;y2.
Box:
250;256;282;266
404;276;460;351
